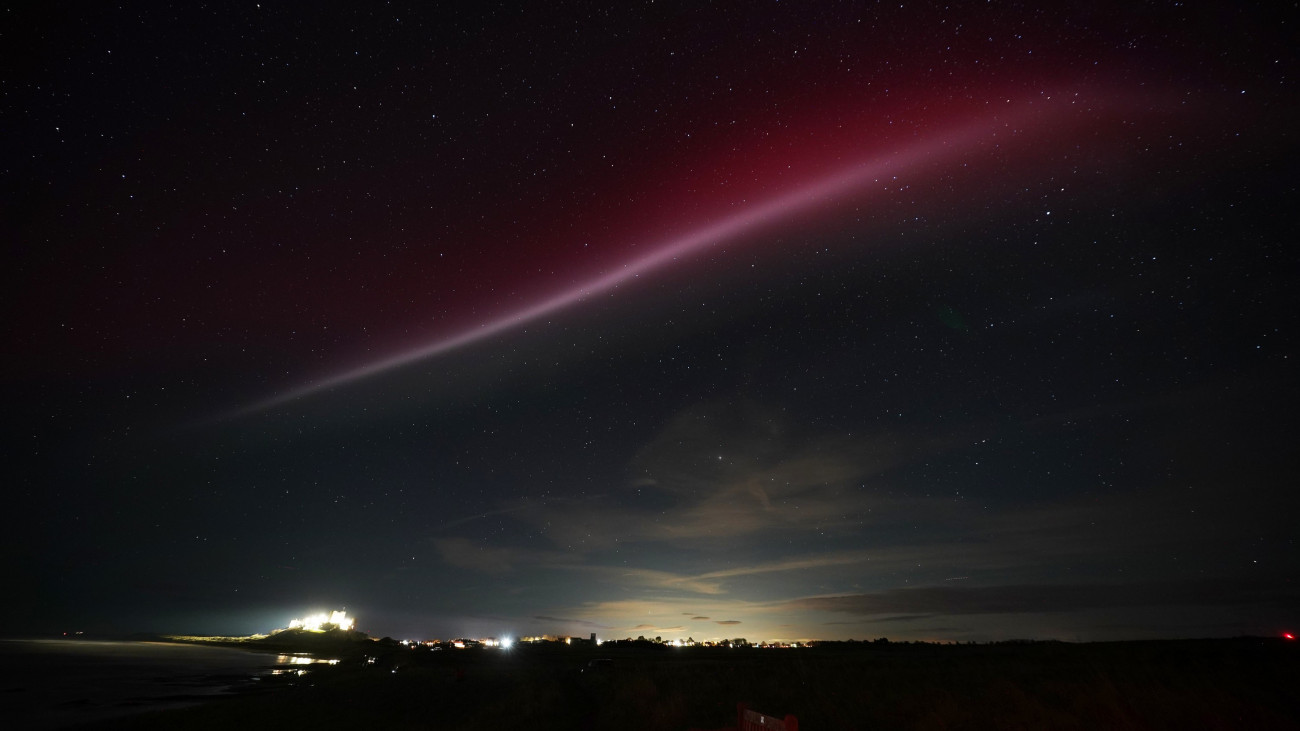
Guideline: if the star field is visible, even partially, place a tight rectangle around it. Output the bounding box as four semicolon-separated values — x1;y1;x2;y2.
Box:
2;2;1296;642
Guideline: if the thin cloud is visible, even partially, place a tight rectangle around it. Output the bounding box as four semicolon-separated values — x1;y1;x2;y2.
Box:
533;615;612;630
692;551;875;581
433;537;514;573
787;579;1300;616
628;623;686;633
433;503;537;532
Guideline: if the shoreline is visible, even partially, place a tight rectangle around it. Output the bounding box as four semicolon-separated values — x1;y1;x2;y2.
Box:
0;638;320;730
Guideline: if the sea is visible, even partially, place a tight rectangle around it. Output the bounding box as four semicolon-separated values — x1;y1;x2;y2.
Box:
0;638;320;729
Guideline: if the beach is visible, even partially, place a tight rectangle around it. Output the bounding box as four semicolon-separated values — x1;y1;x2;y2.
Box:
0;638;308;729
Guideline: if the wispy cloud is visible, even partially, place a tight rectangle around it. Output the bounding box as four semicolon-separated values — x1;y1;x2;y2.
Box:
433;537;515;573
550;565;727;595
499;401;934;554
426;397;1295;642
534;615;613;629
691;551;876;581
433;503;537;532
785;579;1300;616
629;623;686;633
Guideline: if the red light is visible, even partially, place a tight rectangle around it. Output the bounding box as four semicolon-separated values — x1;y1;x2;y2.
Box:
1284;633;1295;640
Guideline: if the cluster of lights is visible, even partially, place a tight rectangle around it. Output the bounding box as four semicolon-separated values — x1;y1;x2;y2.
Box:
446;637;513;649
288;610;354;632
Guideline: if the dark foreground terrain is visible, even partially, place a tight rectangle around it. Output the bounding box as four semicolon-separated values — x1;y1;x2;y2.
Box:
79;638;1297;730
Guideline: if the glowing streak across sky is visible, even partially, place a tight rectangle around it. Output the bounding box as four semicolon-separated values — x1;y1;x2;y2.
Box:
245;105;1055;413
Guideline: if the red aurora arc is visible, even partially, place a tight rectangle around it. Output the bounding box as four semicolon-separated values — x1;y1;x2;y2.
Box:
240;87;1153;415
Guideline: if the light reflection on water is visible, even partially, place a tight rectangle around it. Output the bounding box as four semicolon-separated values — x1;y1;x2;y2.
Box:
270;653;340;675
276;653;340;665
0;639;336;729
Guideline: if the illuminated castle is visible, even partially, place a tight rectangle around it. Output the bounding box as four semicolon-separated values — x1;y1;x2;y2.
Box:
288;610;354;632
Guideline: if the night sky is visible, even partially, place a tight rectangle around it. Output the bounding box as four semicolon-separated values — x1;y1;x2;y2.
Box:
4;2;1296;643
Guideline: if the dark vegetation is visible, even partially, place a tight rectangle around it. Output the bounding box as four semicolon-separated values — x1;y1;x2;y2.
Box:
81;637;1298;730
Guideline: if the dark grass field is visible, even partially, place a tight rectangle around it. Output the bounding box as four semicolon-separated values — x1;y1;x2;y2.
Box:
79;638;1298;730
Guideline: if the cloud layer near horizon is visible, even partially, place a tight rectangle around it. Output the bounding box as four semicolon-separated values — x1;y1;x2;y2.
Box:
414;395;1295;641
